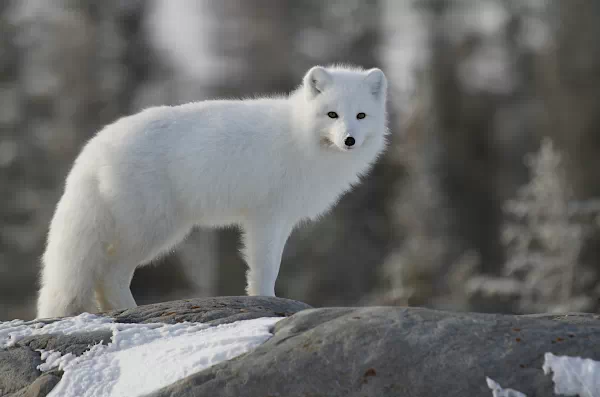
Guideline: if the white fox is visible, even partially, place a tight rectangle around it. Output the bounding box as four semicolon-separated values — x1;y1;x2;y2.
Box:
37;65;388;318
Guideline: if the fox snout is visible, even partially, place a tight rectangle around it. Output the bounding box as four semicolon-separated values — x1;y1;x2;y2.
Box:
336;130;364;151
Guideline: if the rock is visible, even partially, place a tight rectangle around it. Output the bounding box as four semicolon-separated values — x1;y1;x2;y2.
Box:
0;296;310;397
0;347;44;395
107;296;311;325
147;307;600;397
17;331;113;357
7;373;61;397
1;323;114;397
3;298;600;397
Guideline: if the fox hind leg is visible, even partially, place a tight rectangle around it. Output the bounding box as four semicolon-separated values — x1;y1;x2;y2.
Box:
95;264;137;313
37;275;99;319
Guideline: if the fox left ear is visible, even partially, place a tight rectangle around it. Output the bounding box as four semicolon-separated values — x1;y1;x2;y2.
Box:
364;68;387;101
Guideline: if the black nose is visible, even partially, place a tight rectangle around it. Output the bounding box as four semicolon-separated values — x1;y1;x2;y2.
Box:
344;136;356;147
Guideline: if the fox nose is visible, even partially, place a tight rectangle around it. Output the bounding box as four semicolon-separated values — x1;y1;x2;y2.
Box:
344;136;356;147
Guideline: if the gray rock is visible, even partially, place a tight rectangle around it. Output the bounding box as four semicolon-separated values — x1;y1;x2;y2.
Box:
0;347;44;395
4;298;600;397
0;297;310;397
1;332;113;397
147;307;600;397
6;373;61;397
17;331;113;357
108;296;311;325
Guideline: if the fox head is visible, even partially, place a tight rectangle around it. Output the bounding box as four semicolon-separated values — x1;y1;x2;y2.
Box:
302;66;388;153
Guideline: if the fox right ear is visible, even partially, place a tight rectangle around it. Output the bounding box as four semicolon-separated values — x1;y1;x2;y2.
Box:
304;66;332;100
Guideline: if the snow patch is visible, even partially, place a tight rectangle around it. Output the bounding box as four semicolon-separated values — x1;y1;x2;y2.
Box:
0;313;114;348
486;377;527;397
486;354;600;397
1;313;282;397
543;353;600;397
37;349;75;372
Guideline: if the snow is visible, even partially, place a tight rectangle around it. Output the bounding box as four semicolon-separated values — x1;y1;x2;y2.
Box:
486;377;527;397
543;353;600;397
486;354;600;397
1;313;282;397
0;313;115;348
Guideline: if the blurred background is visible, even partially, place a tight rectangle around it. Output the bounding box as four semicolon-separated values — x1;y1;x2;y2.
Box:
2;0;600;321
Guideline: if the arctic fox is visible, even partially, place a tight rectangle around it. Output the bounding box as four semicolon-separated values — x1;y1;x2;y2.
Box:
37;65;388;318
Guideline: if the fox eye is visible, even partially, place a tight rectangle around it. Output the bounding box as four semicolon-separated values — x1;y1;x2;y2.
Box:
357;112;366;119
327;111;339;119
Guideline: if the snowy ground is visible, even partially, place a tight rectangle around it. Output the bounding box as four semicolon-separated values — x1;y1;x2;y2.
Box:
1;314;282;397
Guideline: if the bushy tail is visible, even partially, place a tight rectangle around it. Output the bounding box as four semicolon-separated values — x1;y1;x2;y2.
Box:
37;180;107;319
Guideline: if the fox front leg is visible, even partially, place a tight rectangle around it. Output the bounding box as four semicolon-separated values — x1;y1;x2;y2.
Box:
242;218;293;296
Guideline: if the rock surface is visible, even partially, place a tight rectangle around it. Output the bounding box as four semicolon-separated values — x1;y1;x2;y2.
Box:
107;295;310;325
0;297;310;397
148;307;600;397
2;298;600;397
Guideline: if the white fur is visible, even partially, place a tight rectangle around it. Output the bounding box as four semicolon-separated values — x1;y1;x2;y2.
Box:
37;65;389;318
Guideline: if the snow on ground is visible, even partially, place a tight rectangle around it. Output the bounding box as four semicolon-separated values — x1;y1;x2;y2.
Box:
1;313;282;397
486;377;527;397
0;313;114;348
543;353;600;397
487;354;600;397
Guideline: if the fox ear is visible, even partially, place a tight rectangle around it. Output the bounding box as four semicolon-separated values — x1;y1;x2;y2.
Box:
364;68;387;100
304;66;332;99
